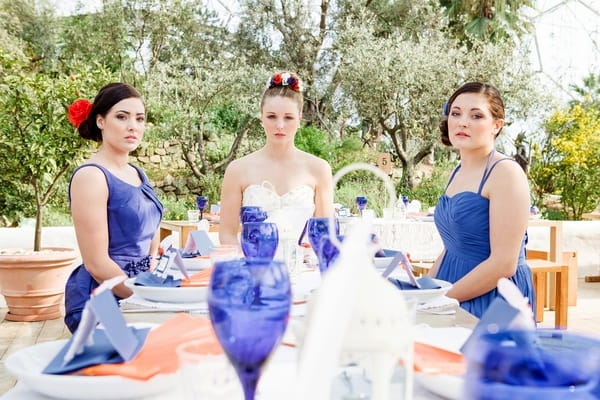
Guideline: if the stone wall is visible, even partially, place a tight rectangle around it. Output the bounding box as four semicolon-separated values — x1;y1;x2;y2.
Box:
131;140;201;200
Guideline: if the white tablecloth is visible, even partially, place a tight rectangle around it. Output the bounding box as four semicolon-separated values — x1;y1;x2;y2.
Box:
340;218;444;261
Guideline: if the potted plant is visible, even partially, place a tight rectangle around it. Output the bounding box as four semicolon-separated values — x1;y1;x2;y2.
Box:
0;58;113;321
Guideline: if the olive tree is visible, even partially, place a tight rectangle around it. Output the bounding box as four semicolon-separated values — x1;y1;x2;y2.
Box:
335;12;546;189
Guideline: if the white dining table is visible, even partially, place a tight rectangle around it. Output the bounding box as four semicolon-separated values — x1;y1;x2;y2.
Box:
1;267;475;400
339;217;444;261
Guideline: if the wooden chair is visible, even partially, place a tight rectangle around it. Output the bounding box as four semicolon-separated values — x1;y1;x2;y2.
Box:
527;257;569;329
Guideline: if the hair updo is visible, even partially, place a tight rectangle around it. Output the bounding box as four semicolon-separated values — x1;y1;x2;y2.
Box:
77;83;144;142
439;82;505;147
260;72;304;115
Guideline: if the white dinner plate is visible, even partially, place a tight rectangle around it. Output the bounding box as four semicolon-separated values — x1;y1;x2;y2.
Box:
415;373;464;400
5;339;176;400
124;277;208;303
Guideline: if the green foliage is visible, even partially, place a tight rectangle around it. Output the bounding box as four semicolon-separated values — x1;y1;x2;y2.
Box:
529;103;600;220
0;63;114;249
334;177;390;217
440;0;535;46
295;125;335;161
158;195;194;221
404;160;455;210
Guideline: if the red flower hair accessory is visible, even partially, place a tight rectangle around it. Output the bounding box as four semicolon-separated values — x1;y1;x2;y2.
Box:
267;72;303;92
67;99;93;128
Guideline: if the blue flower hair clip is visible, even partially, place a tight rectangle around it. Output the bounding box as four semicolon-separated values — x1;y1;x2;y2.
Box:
442;101;450;116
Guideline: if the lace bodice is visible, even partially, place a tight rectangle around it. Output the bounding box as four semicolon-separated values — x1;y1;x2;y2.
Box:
242;182;315;213
242;182;315;239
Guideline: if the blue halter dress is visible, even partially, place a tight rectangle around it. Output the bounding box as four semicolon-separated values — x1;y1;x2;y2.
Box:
433;152;535;318
64;163;163;332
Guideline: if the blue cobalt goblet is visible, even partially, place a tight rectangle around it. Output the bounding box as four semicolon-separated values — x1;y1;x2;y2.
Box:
318;234;345;274
208;259;291;400
241;209;268;224
240;206;263;221
241;222;279;262
355;196;368;217
196;195;209;220
298;217;340;256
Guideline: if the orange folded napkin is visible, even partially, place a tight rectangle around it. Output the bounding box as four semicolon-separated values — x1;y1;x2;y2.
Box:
180;268;213;287
412;341;465;375
79;313;222;380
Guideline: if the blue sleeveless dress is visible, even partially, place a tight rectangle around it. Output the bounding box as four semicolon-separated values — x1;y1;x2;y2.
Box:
433;153;535;319
64;163;163;332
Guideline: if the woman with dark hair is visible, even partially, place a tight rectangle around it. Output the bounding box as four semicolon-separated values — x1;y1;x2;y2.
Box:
429;82;534;318
219;72;334;246
64;82;163;332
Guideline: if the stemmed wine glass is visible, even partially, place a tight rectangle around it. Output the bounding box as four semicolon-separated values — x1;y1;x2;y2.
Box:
318;234;344;274
298;217;340;273
355;196;368;217
241;222;279;262
196;195;208;221
208;258;291;400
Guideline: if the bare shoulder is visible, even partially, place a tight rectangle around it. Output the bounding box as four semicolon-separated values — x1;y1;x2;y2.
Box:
226;151;262;172
70;165;108;197
492;157;527;181
299;150;331;174
486;157;529;196
71;165;107;185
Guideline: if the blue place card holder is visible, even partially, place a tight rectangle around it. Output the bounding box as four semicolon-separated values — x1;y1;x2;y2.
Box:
183;230;215;257
49;276;148;373
460;296;520;354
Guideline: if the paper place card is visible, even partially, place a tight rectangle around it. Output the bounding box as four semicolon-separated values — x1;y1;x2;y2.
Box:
57;276;147;370
460;297;520;354
183;230;215;257
153;245;189;279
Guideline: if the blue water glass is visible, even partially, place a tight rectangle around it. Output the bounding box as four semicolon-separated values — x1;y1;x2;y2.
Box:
241;222;279;262
240;206;263;222
464;329;600;400
355;196;368;216
208;259;291;400
300;217;340;256
401;195;409;207
241;209;268;224
196;195;208;220
318;234;344;274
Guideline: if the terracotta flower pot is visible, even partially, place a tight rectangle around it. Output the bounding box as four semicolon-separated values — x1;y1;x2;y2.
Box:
0;247;78;322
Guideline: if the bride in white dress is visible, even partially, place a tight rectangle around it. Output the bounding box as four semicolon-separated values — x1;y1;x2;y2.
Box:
219;72;334;246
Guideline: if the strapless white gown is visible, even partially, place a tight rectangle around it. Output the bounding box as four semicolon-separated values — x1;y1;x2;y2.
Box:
242;182;315;240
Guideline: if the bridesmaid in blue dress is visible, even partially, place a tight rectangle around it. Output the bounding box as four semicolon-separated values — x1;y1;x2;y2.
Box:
64;83;163;333
429;82;535;319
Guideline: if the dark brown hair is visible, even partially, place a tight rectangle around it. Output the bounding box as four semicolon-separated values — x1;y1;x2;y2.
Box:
439;82;505;147
78;83;144;142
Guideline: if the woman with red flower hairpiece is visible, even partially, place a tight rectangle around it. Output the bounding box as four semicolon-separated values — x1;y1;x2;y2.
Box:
64;83;163;333
219;71;333;247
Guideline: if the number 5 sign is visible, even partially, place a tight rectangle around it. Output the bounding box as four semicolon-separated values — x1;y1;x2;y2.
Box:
377;152;392;175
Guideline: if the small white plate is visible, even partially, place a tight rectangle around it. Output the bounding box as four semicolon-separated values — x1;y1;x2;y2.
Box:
373;256;394;269
5;339;176;400
124;277;208;303
397;278;453;304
